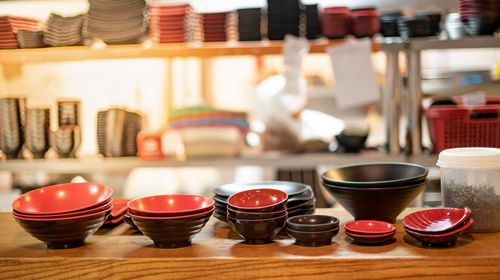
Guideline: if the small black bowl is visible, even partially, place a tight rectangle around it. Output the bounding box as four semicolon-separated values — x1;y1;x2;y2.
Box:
227;214;287;244
287;215;339;232
287;227;339;247
335;134;368;153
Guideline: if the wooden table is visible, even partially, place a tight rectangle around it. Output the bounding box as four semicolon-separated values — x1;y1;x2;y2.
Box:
1;208;499;280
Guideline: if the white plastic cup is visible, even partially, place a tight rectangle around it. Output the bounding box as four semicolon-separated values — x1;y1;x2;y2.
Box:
437;148;500;232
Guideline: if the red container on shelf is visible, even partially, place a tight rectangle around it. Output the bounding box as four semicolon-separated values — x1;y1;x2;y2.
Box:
137;132;164;160
425;97;500;153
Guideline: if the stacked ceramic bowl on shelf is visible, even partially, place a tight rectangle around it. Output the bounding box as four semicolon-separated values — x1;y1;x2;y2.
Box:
344;220;396;245
212;181;315;222
402;207;474;247
321;7;351;39
0;97;25;159
12;182;113;249
321;162;428;223
286;215;340;247
350;7;380;38
148;3;199;43
43;13;83;47
226;188;288;244
127;194;214;248
0;16;41;49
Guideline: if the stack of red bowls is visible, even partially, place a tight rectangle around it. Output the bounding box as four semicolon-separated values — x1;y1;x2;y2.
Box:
227;189;288;244
402;207;473;247
344;220;396;245
0;16;41;49
321;7;351;39
128;194;214;248
148;3;193;43
12;182;113;249
350;7;380;38
201;12;228;42
102;198;130;227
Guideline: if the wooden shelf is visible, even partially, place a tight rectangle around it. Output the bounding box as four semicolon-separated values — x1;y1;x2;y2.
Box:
2;208;500;279
0;152;438;174
0;40;381;64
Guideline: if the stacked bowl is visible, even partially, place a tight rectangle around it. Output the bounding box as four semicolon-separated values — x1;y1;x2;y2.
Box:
321;7;351;39
350;7;380;38
25;108;50;159
304;4;321;40
212;181;315;222
226;189;288;244
148;3;195;43
103;198;130;227
237;8;262;41
344;220;396;245
403;207;474;247
321;162;428;223
201;12;229;42
0;98;24;159
127;194;214;248
286;215;340;247
12;182;113;249
43;13;83;47
459;0;499;35
267;0;300;40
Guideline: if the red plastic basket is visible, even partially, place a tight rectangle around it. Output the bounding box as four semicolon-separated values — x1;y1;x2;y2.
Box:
425;97;500;153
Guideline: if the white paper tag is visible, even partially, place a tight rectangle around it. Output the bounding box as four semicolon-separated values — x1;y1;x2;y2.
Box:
326;39;381;108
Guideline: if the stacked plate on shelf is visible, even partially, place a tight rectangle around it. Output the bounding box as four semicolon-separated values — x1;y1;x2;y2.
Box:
459;0;499;35
402;207;474;247
237;8;262;41
51;100;81;158
12;182;113;249
321;7;351;39
344;220;397;245
25;108;50;159
212;181;315;222
0;16;41;49
201;12;229;42
304;4;321;39
148;3;197;43
128;194;214;248
0;98;24;159
103;198;130;226
16;30;45;48
84;0;148;44
267;0;300;40
43;13;83;47
97;108;142;157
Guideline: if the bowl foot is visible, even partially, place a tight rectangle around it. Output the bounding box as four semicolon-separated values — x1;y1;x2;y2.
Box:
294;239;332;247
154;240;191;249
244;238;273;245
45;239;85;249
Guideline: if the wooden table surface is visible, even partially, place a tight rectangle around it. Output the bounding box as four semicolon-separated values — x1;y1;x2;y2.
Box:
1;208;500;280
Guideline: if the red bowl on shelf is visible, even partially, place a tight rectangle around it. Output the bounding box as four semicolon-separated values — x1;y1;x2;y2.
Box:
344;220;396;235
402;207;471;233
129;207;214;220
227;188;288;212
127;194;214;217
404;218;474;247
12;182;113;215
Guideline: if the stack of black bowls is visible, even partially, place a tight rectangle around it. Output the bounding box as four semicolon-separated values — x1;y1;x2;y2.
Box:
321;163;429;223
379;11;403;37
237;8;262;41
267;0;300;40
0;98;24;159
212;181;315;222
25;108;50;159
397;16;432;39
304;4;321;39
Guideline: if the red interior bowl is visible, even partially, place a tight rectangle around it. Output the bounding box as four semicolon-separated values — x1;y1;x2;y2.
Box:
13;207;111;221
227;188;288;211
128;194;214;216
344;220;396;235
13;200;112;219
129;207;214;220
402;207;471;233
12;182;113;215
404;218;474;246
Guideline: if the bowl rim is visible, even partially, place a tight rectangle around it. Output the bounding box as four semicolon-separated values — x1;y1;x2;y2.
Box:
287;215;340;229
227;206;287;215
12;182;113;215
286;226;340;235
227;212;288;222
322;178;429;191
321;162;429;187
129;207;214;220
344;220;396;235
127;194;214;215
227;188;288;210
213;181;310;198
12;200;113;219
402;207;472;233
404;218;474;237
13;207;111;221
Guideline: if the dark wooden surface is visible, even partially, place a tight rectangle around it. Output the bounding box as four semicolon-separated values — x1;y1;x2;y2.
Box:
1;208;500;279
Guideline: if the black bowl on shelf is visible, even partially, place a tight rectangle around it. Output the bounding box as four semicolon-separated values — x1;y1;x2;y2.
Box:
335;134;368;153
462;17;497;36
398;17;432;38
415;12;442;36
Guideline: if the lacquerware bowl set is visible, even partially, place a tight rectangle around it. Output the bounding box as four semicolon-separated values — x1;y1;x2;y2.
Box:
11;162;474;249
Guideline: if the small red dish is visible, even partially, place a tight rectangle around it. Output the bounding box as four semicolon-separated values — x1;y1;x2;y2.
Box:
405;218;474;246
344;220;396;235
402;207;471;233
227;188;288;212
127;194;214;216
12;182;113;215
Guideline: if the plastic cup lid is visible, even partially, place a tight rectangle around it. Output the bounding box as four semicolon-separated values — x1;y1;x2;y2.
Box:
437;147;500;169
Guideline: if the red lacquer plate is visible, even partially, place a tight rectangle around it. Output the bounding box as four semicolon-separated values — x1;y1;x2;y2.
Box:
402;207;471;233
344;220;396;235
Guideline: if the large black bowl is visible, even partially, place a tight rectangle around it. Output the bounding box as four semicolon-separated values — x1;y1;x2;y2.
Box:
15;211;109;249
322;162;428;187
322;180;428;223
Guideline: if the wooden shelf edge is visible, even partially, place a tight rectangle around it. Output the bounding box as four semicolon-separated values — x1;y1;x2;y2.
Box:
0;40;381;64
